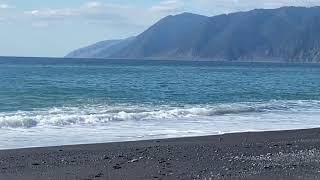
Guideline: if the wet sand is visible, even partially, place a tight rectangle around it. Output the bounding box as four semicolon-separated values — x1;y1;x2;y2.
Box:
1;128;320;179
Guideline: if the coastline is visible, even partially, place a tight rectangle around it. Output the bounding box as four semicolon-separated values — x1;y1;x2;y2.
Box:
2;55;320;65
1;128;320;179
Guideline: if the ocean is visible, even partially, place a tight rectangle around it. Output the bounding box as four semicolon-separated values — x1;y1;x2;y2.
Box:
1;57;320;149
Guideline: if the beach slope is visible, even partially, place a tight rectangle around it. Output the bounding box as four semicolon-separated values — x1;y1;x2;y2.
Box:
1;128;320;179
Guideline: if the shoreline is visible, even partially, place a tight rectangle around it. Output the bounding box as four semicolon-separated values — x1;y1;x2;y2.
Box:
1;128;320;179
0;127;317;151
2;56;320;65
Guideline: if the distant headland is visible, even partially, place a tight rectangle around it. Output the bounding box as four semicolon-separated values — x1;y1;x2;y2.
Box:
66;6;320;63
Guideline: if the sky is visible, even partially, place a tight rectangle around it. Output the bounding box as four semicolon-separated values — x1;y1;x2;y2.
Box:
0;0;320;57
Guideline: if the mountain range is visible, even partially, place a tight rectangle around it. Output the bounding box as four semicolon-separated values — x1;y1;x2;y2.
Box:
66;6;320;62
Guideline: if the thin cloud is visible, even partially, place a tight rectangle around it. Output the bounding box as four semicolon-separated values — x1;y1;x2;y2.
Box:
85;1;103;8
24;2;135;21
0;3;14;9
22;1;183;28
149;0;183;13
24;9;79;19
4;0;320;29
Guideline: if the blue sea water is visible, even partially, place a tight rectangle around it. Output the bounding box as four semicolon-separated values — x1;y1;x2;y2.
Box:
1;57;320;149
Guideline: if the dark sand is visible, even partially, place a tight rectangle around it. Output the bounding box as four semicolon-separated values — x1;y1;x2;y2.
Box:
1;128;320;180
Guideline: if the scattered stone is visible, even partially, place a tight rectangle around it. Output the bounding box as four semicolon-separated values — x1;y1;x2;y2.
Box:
95;173;104;178
113;164;122;169
129;158;138;163
103;155;109;160
264;165;272;169
159;160;166;164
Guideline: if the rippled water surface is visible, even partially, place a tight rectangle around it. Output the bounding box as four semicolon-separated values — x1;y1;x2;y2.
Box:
1;57;320;149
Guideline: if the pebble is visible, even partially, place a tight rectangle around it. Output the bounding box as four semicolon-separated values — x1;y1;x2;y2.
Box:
113;164;122;169
129;159;138;163
103;155;109;160
95;173;104;178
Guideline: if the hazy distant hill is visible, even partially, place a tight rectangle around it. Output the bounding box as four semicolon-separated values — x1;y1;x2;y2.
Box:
66;37;135;58
67;6;320;62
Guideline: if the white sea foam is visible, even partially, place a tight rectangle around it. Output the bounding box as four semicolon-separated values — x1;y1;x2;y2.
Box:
1;100;320;129
1;100;320;149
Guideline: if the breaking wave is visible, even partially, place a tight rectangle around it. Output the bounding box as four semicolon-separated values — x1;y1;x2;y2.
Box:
1;100;320;128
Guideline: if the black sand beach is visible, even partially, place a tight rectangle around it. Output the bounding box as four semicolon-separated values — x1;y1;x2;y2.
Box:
1;128;320;180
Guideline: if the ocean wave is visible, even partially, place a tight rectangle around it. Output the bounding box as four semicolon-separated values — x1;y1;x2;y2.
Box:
0;100;320;128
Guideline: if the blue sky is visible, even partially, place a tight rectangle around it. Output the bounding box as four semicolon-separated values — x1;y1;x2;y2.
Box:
0;0;320;57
